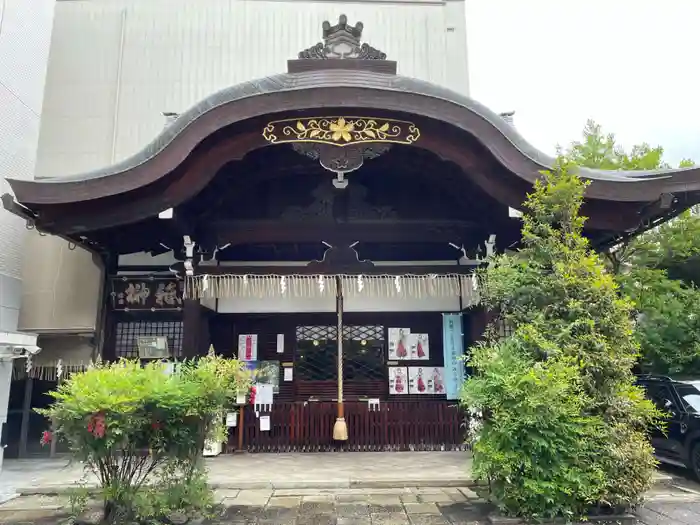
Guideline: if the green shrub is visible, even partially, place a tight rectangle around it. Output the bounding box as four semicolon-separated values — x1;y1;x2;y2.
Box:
463;159;662;520
40;354;250;523
132;460;218;522
464;338;606;520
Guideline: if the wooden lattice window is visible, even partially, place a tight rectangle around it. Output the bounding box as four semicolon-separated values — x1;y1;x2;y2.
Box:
114;321;183;358
295;325;385;381
496;318;514;340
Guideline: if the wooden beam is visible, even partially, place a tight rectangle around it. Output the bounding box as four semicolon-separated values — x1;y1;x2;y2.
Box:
212;220;478;246
182;299;203;358
197;263;480;276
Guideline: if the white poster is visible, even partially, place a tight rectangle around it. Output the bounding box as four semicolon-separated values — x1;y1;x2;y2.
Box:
276;333;285;354
254;383;274;412
408;334;430;360
225;412;238;427
238;334;258;361
260;415;271;432
408;367;431;395
388;367;408;395
388;328;411;360
284;367;293;382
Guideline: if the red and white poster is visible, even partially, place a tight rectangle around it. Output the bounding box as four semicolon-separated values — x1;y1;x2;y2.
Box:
237;334;258;361
388;328;411;360
430;367;446;395
408;334;430;360
408;367;429;394
388;367;408;395
408;366;445;395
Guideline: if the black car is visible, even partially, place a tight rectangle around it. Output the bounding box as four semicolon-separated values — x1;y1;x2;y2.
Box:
637;375;700;478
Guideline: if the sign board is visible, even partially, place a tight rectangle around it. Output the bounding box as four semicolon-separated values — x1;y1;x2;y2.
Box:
245;361;280;394
137;336;170;359
111;278;183;311
442;313;465;400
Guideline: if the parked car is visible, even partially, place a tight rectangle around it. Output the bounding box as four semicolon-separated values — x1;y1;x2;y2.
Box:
636;374;700;479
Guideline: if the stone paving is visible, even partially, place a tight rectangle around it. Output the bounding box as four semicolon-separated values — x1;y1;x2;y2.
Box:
0;485;699;525
0;452;473;493
0;455;697;524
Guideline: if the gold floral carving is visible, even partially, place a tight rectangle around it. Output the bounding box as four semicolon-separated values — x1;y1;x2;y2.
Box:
262;117;420;146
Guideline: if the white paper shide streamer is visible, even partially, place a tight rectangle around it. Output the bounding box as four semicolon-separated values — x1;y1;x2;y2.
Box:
186;273;480;306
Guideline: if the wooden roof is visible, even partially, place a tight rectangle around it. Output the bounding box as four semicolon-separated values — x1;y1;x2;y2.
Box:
4;15;700;253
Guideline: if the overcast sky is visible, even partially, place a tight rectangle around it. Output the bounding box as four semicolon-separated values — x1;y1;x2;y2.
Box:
465;0;699;166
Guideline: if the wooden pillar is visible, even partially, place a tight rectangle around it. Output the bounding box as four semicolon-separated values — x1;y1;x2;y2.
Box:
97;254;117;362
182;299;203;358
469;306;496;343
236;405;245;453
18;376;33;458
49;419;57;458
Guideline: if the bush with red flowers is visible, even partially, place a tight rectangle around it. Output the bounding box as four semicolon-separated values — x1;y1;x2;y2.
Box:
38;354;250;524
40;430;52;447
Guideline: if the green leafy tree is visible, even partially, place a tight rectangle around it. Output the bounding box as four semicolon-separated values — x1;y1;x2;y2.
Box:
560;119;693;171
620;267;700;375
463;160;660;519
627;211;700;285
560;120;697;272
561;120;700;376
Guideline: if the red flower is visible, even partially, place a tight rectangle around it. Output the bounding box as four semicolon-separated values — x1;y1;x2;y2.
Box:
249;385;257;405
87;412;106;438
40;431;52;446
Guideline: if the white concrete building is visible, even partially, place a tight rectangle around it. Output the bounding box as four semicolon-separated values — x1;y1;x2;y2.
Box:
0;0;55;464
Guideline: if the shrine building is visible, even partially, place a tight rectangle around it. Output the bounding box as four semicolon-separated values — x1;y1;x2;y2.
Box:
4;3;700;455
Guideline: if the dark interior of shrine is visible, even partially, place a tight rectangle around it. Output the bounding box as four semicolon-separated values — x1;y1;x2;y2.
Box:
97;143;524;265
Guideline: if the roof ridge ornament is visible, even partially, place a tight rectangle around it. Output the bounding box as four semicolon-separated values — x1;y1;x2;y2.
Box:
298;14;387;60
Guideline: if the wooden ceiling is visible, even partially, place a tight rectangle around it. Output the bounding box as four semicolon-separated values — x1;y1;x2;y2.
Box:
90;143;522;263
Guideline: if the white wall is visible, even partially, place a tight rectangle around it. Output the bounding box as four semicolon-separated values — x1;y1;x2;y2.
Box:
19;231;102;333
0;0;55;469
217;294;459;313
37;0;469;179
0;0;54;330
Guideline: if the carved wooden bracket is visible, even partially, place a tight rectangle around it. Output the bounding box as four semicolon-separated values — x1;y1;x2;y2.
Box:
291;143;391;175
306;243;375;273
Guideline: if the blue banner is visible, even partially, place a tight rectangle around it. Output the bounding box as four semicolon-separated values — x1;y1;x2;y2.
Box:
442;313;465;400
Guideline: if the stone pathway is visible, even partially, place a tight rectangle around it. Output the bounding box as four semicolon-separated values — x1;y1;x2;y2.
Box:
0;486;699;525
0;452;473;494
637;501;700;525
217;486;487;524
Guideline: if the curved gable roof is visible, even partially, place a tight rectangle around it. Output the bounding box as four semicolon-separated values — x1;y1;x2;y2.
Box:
8;68;700;206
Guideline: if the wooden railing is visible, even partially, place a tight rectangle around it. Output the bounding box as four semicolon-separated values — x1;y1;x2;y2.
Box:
226;400;468;453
